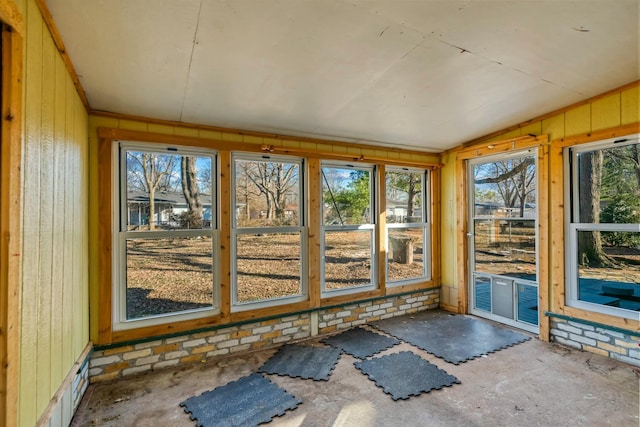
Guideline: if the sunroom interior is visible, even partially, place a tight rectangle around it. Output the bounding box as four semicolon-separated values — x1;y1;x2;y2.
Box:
0;1;639;426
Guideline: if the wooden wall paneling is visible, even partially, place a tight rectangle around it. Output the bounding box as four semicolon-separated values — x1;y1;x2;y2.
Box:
555;122;640;148
92;110;441;166
19;1;43;422
97;135;113;344
455;155;467;313
377;164;387;295
563;306;638;331
36;20;56;413
229;301;311;324
621;85;639;125
537;143;550;340
307;158;321;308
431;168;441;286
0;24;23;427
78;97;90;352
549;144;566;314
49;46;66;388
591;93;621;132
62;59;74;368
218;151;231;320
96;127;441;169
321;289;383;307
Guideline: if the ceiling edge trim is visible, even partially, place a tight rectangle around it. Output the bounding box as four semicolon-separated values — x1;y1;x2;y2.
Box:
89;109;441;157
37;0;89;110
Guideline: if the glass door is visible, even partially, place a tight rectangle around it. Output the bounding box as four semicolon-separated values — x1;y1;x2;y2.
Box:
468;151;539;333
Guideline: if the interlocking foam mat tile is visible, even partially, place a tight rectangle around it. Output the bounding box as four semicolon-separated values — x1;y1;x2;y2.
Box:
179;372;301;427
373;310;531;364
354;351;460;400
258;343;341;380
321;327;400;359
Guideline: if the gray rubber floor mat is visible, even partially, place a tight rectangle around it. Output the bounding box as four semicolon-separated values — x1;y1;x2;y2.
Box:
179;372;301;427
373;310;531;364
259;343;341;380
321;327;400;359
355;351;460;400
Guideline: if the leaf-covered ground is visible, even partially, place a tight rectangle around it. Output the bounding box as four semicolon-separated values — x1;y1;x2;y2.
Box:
125;232;425;319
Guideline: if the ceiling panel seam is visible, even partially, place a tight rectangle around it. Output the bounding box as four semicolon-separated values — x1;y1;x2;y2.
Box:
179;0;204;123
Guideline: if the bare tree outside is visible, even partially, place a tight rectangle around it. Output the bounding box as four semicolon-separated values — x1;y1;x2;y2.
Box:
475;157;535;217
180;156;203;228
235;159;299;226
577;150;614;267
127;152;176;230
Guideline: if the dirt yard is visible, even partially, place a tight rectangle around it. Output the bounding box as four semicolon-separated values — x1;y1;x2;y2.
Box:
125;232;426;319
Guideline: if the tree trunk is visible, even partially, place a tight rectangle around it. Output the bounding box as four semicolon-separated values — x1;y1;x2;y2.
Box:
577;151;615;267
181;156;203;228
406;175;416;218
148;186;156;230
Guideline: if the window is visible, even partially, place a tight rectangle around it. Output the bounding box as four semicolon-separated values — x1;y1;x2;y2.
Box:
114;141;219;330
321;162;376;296
231;154;306;310
566;135;640;319
385;168;430;285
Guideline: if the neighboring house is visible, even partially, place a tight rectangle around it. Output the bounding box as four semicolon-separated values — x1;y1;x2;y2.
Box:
127;191;213;227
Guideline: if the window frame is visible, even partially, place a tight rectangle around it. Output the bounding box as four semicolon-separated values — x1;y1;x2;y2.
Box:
564;134;640;320
112;140;220;331
230;152;308;311
320;161;377;297
385;167;431;286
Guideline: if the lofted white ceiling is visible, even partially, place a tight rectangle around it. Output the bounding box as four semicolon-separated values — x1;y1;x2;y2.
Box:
46;0;639;152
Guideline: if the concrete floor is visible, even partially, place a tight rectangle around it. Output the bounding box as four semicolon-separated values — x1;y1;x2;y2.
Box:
72;317;639;427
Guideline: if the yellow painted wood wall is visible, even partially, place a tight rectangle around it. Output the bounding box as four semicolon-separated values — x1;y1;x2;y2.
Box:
439;83;640;311
18;0;89;425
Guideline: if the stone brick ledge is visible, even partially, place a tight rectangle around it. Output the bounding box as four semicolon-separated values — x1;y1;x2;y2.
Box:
318;288;440;334
550;318;640;367
89;289;440;382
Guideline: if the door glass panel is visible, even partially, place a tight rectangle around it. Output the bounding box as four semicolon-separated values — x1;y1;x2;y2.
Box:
517;282;538;325
473;275;491;312
473;219;536;281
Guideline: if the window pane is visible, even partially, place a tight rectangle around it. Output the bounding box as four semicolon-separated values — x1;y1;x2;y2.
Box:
125;151;213;230
577;230;640;311
324;230;372;290
387;227;425;282
577;143;640;224
473;156;536;218
386;171;423;223
473;219;536;281
322;166;371;225
126;237;214;319
235;233;302;303
234;159;300;227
